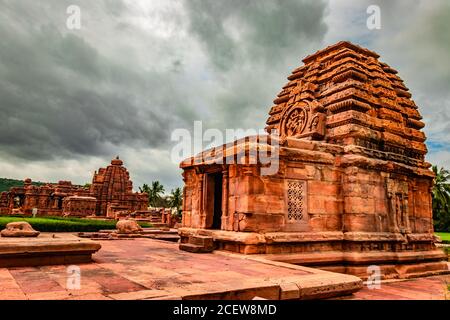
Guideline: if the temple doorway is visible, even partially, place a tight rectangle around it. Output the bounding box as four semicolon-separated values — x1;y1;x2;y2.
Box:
57;197;63;209
13;195;24;208
205;171;222;230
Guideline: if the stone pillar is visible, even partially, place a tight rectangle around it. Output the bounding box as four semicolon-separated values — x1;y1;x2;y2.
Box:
198;173;205;228
221;167;229;230
411;183;417;233
403;194;411;234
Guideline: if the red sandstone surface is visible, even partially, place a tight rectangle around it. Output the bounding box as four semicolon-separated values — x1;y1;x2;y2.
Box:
345;275;450;300
0;236;447;300
0;236;363;300
0;157;147;217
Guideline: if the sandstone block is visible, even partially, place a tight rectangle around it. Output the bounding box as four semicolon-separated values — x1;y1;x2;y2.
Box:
1;222;40;237
116;219;142;234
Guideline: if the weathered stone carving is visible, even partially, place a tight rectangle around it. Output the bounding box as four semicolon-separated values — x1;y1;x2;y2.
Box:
386;178;411;234
1;222;40;237
116;219;143;234
279;101;326;140
286;180;306;222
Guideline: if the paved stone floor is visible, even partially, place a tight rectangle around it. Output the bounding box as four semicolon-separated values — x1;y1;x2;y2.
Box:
348;275;450;300
0;236;448;300
0;237;313;300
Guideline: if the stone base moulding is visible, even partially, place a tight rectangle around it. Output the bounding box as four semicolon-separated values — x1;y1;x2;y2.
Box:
179;228;450;280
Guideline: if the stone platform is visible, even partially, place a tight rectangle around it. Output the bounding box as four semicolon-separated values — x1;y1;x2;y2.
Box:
0;233;101;268
78;228;180;242
179;228;449;280
0;237;362;300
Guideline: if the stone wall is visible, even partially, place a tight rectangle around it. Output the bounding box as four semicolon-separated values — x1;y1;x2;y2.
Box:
0;158;148;217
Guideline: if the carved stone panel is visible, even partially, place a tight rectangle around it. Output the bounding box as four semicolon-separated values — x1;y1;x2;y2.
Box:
385;177;411;234
279;101;326;140
286;179;307;223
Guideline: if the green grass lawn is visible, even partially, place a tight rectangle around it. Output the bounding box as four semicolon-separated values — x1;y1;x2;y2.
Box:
0;216;151;232
436;232;450;242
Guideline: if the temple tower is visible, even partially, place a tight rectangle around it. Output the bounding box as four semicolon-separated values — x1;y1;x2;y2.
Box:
178;41;448;279
90;157;136;217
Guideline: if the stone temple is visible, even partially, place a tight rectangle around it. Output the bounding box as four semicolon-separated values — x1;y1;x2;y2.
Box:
178;41;449;279
0;157;147;217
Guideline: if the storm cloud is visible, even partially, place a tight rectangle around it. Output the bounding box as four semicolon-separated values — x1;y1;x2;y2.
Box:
0;0;449;191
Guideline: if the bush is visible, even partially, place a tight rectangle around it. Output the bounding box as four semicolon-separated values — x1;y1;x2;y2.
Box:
434;210;450;233
0;216;151;232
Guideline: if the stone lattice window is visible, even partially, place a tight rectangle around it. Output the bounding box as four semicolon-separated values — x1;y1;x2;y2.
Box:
286;180;306;222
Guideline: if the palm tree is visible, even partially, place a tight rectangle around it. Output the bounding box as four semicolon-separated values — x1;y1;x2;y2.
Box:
139;183;151;207
139;183;151;194
432;165;450;231
146;181;165;208
168;187;183;214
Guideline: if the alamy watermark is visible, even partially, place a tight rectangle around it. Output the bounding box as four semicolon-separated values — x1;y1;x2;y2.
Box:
66;5;81;30
367;265;381;289
170;121;280;176
66;265;81;290
367;5;381;30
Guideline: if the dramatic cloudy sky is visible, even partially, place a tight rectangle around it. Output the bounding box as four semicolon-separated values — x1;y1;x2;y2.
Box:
0;0;449;192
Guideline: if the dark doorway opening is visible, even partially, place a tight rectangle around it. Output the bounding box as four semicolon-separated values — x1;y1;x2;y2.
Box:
206;172;223;230
57;197;63;209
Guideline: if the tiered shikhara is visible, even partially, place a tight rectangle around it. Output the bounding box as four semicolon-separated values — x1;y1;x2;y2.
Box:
179;41;448;279
266;41;426;161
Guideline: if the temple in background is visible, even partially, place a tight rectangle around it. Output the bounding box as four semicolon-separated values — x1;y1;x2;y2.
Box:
0;157;148;217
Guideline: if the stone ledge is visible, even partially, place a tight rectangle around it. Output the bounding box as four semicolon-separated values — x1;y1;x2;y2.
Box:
407;233;436;242
344;232;405;242
179;228;266;245
260;250;447;266
0;235;101;267
180;229;435;245
339;153;433;177
280;147;335;164
264;231;344;243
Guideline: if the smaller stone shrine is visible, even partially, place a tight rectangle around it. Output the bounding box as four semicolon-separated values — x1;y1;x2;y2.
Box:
0;157;148;217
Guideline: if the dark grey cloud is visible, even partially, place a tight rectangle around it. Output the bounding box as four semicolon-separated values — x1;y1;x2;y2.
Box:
0;0;199;162
0;0;329;189
2;0;448;190
182;0;328;129
184;0;327;70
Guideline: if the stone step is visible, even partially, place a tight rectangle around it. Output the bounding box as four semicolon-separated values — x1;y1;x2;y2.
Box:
179;243;214;253
151;235;180;242
141;229;177;235
151;223;170;228
189;235;214;248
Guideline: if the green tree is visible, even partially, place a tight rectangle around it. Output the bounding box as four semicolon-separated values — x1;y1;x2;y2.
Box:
141;181;165;208
432;165;450;232
139;183;151;194
168;187;183;214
